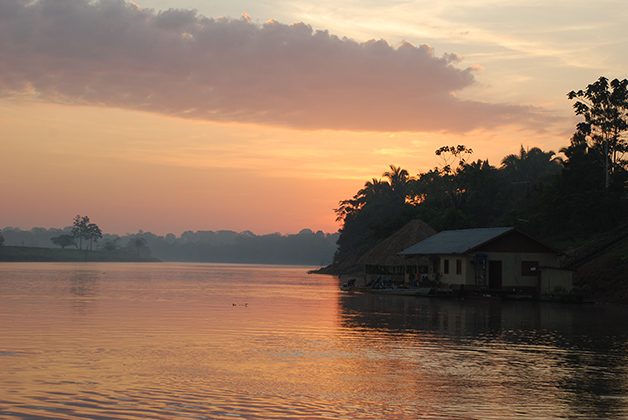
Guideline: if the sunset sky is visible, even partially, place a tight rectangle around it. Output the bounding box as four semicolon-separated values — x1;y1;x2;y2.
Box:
1;0;626;236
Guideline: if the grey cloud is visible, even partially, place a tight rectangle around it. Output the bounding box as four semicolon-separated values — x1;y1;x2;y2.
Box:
0;0;551;132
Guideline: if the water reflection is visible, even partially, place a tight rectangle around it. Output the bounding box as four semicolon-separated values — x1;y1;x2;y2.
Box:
3;263;628;419
66;270;101;315
337;292;628;419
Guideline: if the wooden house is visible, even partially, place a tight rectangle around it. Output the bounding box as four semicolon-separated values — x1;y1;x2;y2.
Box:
399;227;573;295
358;219;436;286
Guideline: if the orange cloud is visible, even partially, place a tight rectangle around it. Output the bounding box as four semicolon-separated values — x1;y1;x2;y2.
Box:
0;0;554;133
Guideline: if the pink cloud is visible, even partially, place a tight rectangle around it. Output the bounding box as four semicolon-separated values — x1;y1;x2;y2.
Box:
0;0;552;132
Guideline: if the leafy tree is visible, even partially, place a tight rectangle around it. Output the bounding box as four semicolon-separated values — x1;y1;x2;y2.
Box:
72;215;88;249
131;237;149;255
50;234;76;249
103;237;120;252
0;229;4;247
407;169;450;208
407;145;474;212
542;129;628;237
568;76;628;189
496;145;563;226
86;223;102;250
456;159;503;227
334;165;414;263
382;164;412;201
500;145;562;184
434;145;474;175
71;215;102;250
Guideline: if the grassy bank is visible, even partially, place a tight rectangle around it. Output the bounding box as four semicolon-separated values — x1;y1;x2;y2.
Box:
0;246;160;263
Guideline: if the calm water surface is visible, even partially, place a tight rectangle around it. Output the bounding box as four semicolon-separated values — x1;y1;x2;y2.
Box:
2;262;628;419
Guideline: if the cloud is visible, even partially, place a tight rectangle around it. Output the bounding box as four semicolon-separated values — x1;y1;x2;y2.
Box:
0;0;550;133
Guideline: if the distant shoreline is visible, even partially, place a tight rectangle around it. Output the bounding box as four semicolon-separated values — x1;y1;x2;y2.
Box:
0;246;161;263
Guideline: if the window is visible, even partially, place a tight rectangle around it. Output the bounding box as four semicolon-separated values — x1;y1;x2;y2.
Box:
444;259;449;274
521;261;539;276
456;259;462;275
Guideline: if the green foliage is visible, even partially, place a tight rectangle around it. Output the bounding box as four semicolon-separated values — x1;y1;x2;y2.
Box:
434;145;473;174
103;237;120;252
568;76;628;189
130;237;149;255
50;234;76;249
334;165;414;262
71;215;102;250
0;227;339;265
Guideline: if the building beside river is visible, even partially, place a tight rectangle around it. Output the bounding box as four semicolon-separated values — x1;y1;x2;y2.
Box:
399;227;573;296
358;219;436;286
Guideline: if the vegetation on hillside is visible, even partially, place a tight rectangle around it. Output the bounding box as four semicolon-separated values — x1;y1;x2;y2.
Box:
332;76;628;268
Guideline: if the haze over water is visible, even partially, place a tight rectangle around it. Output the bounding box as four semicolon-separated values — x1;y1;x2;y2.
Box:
2;262;628;419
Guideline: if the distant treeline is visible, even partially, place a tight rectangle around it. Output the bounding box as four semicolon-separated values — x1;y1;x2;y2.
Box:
0;245;160;263
0;227;339;266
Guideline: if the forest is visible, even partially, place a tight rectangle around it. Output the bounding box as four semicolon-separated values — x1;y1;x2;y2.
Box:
0;226;338;266
331;77;628;269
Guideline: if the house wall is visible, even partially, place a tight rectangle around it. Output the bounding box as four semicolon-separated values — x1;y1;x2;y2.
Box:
434;255;470;286
436;252;561;290
540;267;574;294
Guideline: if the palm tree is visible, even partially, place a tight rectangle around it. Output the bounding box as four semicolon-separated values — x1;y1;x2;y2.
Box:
382;164;412;203
334;178;390;222
501;145;561;184
383;165;409;191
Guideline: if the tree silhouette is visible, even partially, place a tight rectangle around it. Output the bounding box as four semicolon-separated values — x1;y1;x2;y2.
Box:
71;215;102;250
51;234;76;249
500;145;561;184
334;165;414;263
434;145;473;175
382;164;411;198
568;76;628;189
86;223;102;251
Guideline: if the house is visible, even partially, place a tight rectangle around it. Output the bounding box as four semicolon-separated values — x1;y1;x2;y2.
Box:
358;219;437;286
398;227;573;295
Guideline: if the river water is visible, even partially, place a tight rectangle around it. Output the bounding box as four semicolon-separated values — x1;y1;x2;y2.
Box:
1;262;628;419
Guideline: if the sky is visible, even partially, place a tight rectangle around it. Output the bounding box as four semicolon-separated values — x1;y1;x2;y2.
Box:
1;0;627;236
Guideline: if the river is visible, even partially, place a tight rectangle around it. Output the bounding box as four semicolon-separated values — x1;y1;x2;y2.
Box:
1;262;628;419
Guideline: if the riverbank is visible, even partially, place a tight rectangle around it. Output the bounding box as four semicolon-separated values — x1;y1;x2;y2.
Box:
0;246;161;263
316;231;628;304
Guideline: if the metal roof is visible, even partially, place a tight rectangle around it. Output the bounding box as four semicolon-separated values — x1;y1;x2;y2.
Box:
398;227;514;255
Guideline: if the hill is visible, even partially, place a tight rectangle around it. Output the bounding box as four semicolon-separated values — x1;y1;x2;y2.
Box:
570;234;628;304
0;246;160;263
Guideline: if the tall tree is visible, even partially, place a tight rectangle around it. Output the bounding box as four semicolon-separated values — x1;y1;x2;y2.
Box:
500;145;562;184
71;215;88;250
382;164;411;199
434;145;473;175
334;165;413;264
568;76;628;189
433;145;473;209
71;215;101;250
86;223;102;251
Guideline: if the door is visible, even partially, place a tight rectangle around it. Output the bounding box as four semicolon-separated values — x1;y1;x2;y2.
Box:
488;260;502;289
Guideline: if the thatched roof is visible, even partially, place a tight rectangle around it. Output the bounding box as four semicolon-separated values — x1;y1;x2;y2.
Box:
358;219;437;266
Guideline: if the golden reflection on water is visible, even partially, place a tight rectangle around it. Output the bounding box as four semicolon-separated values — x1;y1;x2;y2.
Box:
2;263;628;419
